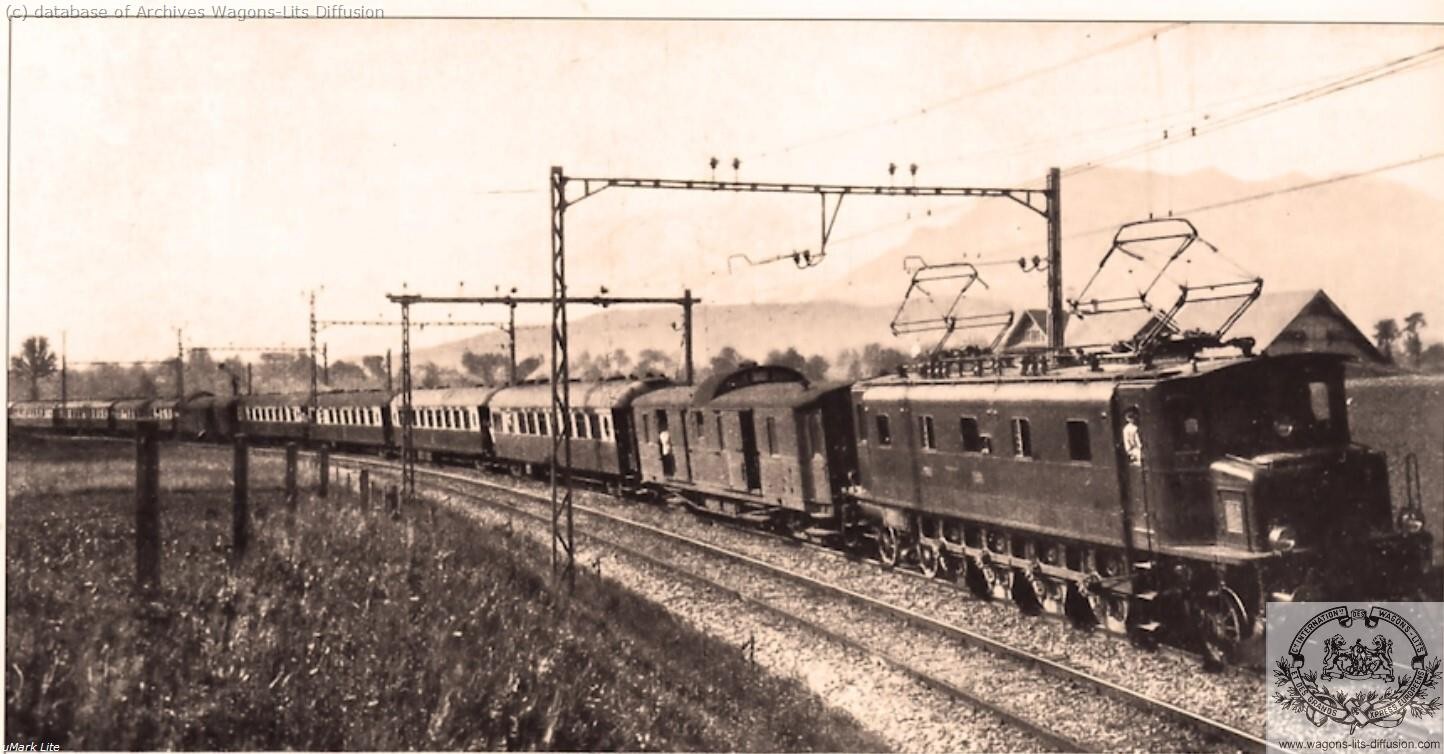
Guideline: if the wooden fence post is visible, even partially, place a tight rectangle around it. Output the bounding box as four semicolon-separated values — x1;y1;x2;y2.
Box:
285;443;298;509
318;447;330;499
135;420;161;597
359;469;370;511
232;434;249;562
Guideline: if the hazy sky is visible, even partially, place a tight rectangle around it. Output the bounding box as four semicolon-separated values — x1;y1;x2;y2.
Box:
7;7;1443;362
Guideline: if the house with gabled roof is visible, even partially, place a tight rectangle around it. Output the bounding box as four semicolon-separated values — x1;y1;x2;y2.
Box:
999;289;1385;364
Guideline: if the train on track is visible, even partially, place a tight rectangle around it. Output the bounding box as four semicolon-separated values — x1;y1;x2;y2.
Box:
11;348;1434;665
10;220;1435;667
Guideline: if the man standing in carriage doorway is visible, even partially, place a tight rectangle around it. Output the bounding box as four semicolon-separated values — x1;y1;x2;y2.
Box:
1123;408;1144;465
658;422;674;476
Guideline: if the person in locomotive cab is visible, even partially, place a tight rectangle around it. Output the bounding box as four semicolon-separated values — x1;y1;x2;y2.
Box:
658;428;675;476
1123;408;1144;465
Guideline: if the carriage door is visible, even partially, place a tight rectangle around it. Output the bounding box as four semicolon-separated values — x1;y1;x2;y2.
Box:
739;410;762;493
1114;388;1157;553
655;409;675;477
613;409;638;476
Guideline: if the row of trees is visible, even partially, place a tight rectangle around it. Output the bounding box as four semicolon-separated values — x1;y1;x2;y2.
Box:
9;334;921;403
1373;313;1442;370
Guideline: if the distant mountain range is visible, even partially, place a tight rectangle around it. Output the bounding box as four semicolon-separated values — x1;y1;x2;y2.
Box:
415;165;1440;372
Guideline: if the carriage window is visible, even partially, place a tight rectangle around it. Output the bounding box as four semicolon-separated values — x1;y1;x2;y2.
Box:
641;414;651;442
574;411;588;439
855;404;868;442
1011;418;1033;458
1066;420;1092;462
693;411;705;440
875;414;892;446
1308;382;1332;423
715;413;726;450
765;416;777;455
601;414;613;441
919;415;937;450
959;416;982;452
589;413;601;439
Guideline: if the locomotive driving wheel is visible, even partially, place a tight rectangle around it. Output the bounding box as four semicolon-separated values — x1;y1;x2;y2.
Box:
878;526;902;567
1019;569;1065;615
1200;587;1247;668
917;541;942;579
1014;569;1046;615
966;557;996;598
1083;588;1129;633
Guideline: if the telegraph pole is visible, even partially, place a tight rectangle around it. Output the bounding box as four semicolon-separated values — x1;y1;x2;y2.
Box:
175;328;185;399
682;289;695;384
508;301;518;385
398;301;415;503
60;331;68;407
1046;167;1065;350
550;166;572;589
308;290;318;428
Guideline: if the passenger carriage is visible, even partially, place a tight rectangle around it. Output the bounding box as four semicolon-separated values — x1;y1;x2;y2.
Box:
111;397;155;436
489;377;664;482
634;364;856;531
237;393;310;444
7;400;60;432
60;399;117;435
314;390;391;452
151;398;182;439
391;386;502;462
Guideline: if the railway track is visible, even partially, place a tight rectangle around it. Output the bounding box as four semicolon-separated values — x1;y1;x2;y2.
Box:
327;452;1269;753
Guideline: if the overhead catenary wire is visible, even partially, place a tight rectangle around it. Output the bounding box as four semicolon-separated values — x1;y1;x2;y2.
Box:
970;149;1444;262
1063;44;1444;177
750;23;1185;163
930;47;1435;171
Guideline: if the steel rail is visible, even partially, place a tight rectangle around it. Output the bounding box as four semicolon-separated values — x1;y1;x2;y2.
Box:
340;456;1090;753
331;453;1269;754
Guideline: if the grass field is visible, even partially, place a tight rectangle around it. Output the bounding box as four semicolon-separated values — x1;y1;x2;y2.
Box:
1348;375;1444;563
5;436;886;751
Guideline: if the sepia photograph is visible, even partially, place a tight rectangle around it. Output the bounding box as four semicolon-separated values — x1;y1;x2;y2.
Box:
5;2;1443;751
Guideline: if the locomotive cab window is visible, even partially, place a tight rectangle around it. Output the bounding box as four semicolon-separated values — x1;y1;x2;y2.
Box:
765;416;777;455
959;416;983;452
1011;418;1033;458
1308;381;1331;423
875;414;892;446
1066;420;1092;462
